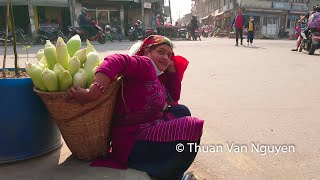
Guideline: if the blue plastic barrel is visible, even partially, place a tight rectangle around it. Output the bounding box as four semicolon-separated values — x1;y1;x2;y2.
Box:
0;69;61;163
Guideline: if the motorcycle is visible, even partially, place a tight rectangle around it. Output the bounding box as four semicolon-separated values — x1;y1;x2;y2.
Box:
112;25;123;42
177;28;187;39
0;28;30;45
298;29;312;53
145;28;157;38
104;25;114;42
68;19;106;44
105;25;122;42
36;24;67;44
191;28;201;41
128;22;144;41
307;28;320;55
201;26;210;38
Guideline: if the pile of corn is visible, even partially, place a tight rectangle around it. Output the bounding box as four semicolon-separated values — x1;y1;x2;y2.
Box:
26;35;102;92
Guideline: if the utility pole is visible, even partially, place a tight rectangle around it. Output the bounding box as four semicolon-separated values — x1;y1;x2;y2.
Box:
179;9;180;24
169;0;172;24
141;0;145;28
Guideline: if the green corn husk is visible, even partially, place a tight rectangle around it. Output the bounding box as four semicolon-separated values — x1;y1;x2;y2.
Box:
73;48;87;65
67;34;81;57
40;56;47;65
68;56;81;77
25;61;47;91
36;49;44;61
84;52;99;72
73;68;87;88
87;66;98;88
37;62;46;70
44;40;58;70
59;70;73;91
86;39;97;55
42;69;59;92
53;63;65;79
56;37;70;70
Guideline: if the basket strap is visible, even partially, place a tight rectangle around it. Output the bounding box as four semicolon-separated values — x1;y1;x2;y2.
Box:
58;80;122;124
121;80;130;113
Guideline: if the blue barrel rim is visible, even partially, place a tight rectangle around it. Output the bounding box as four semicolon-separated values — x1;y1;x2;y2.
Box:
0;142;63;164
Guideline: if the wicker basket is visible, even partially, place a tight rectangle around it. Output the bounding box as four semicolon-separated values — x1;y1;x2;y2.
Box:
34;78;122;160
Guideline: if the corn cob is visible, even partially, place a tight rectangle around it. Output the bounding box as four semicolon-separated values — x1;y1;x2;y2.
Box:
42;68;59;92
68;56;81;77
56;37;70;70
73;68;87;88
44;40;58;70
59;70;73;92
67;34;81;57
25;61;47;91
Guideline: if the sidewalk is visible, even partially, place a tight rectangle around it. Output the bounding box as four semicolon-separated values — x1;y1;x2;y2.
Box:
0;139;151;180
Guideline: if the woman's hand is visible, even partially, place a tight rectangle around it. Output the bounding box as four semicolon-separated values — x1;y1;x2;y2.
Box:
68;87;91;104
166;58;176;73
68;72;112;104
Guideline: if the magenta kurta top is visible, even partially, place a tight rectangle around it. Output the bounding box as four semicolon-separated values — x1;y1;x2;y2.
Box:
91;54;204;169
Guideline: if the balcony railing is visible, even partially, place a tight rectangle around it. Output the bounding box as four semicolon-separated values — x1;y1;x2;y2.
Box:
241;0;272;8
272;2;291;10
291;3;308;11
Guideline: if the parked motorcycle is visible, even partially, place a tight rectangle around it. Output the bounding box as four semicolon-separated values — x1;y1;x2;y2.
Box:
68;19;106;44
36;24;67;44
112;25;123;42
105;25;123;42
298;29;312;53
145;28;157;38
0;28;30;45
307;28;320;55
104;24;114;42
201;25;210;38
128;25;144;41
192;28;201;41
177;28;187;39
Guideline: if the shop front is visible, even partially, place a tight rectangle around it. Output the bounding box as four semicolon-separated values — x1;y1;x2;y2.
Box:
80;0;143;36
200;15;213;26
0;0;71;39
244;10;281;38
214;12;224;29
223;11;233;31
262;16;279;37
287;14;302;34
34;0;71;33
0;0;30;34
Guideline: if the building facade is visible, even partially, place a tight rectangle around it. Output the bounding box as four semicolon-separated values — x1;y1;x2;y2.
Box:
0;0;71;38
0;0;165;39
192;0;313;38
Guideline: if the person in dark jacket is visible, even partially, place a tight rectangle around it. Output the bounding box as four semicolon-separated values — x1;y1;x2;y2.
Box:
232;9;245;46
78;7;90;27
77;7;94;36
190;15;199;38
246;16;255;46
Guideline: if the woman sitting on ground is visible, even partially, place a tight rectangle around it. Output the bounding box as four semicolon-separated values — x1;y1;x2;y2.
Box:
68;35;204;180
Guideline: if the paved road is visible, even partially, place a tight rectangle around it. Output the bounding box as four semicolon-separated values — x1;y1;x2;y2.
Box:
176;38;320;179
1;38;320;179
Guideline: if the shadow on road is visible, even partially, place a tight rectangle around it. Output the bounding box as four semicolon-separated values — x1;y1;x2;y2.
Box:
240;45;266;49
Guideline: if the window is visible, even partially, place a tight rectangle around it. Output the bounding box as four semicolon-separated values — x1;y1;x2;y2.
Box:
262;17;278;35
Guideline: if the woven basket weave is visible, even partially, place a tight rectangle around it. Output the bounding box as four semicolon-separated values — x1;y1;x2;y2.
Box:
34;78;122;160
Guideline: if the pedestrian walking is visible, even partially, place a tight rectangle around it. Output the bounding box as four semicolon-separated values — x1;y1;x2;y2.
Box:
246;16;255;46
232;9;245;46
